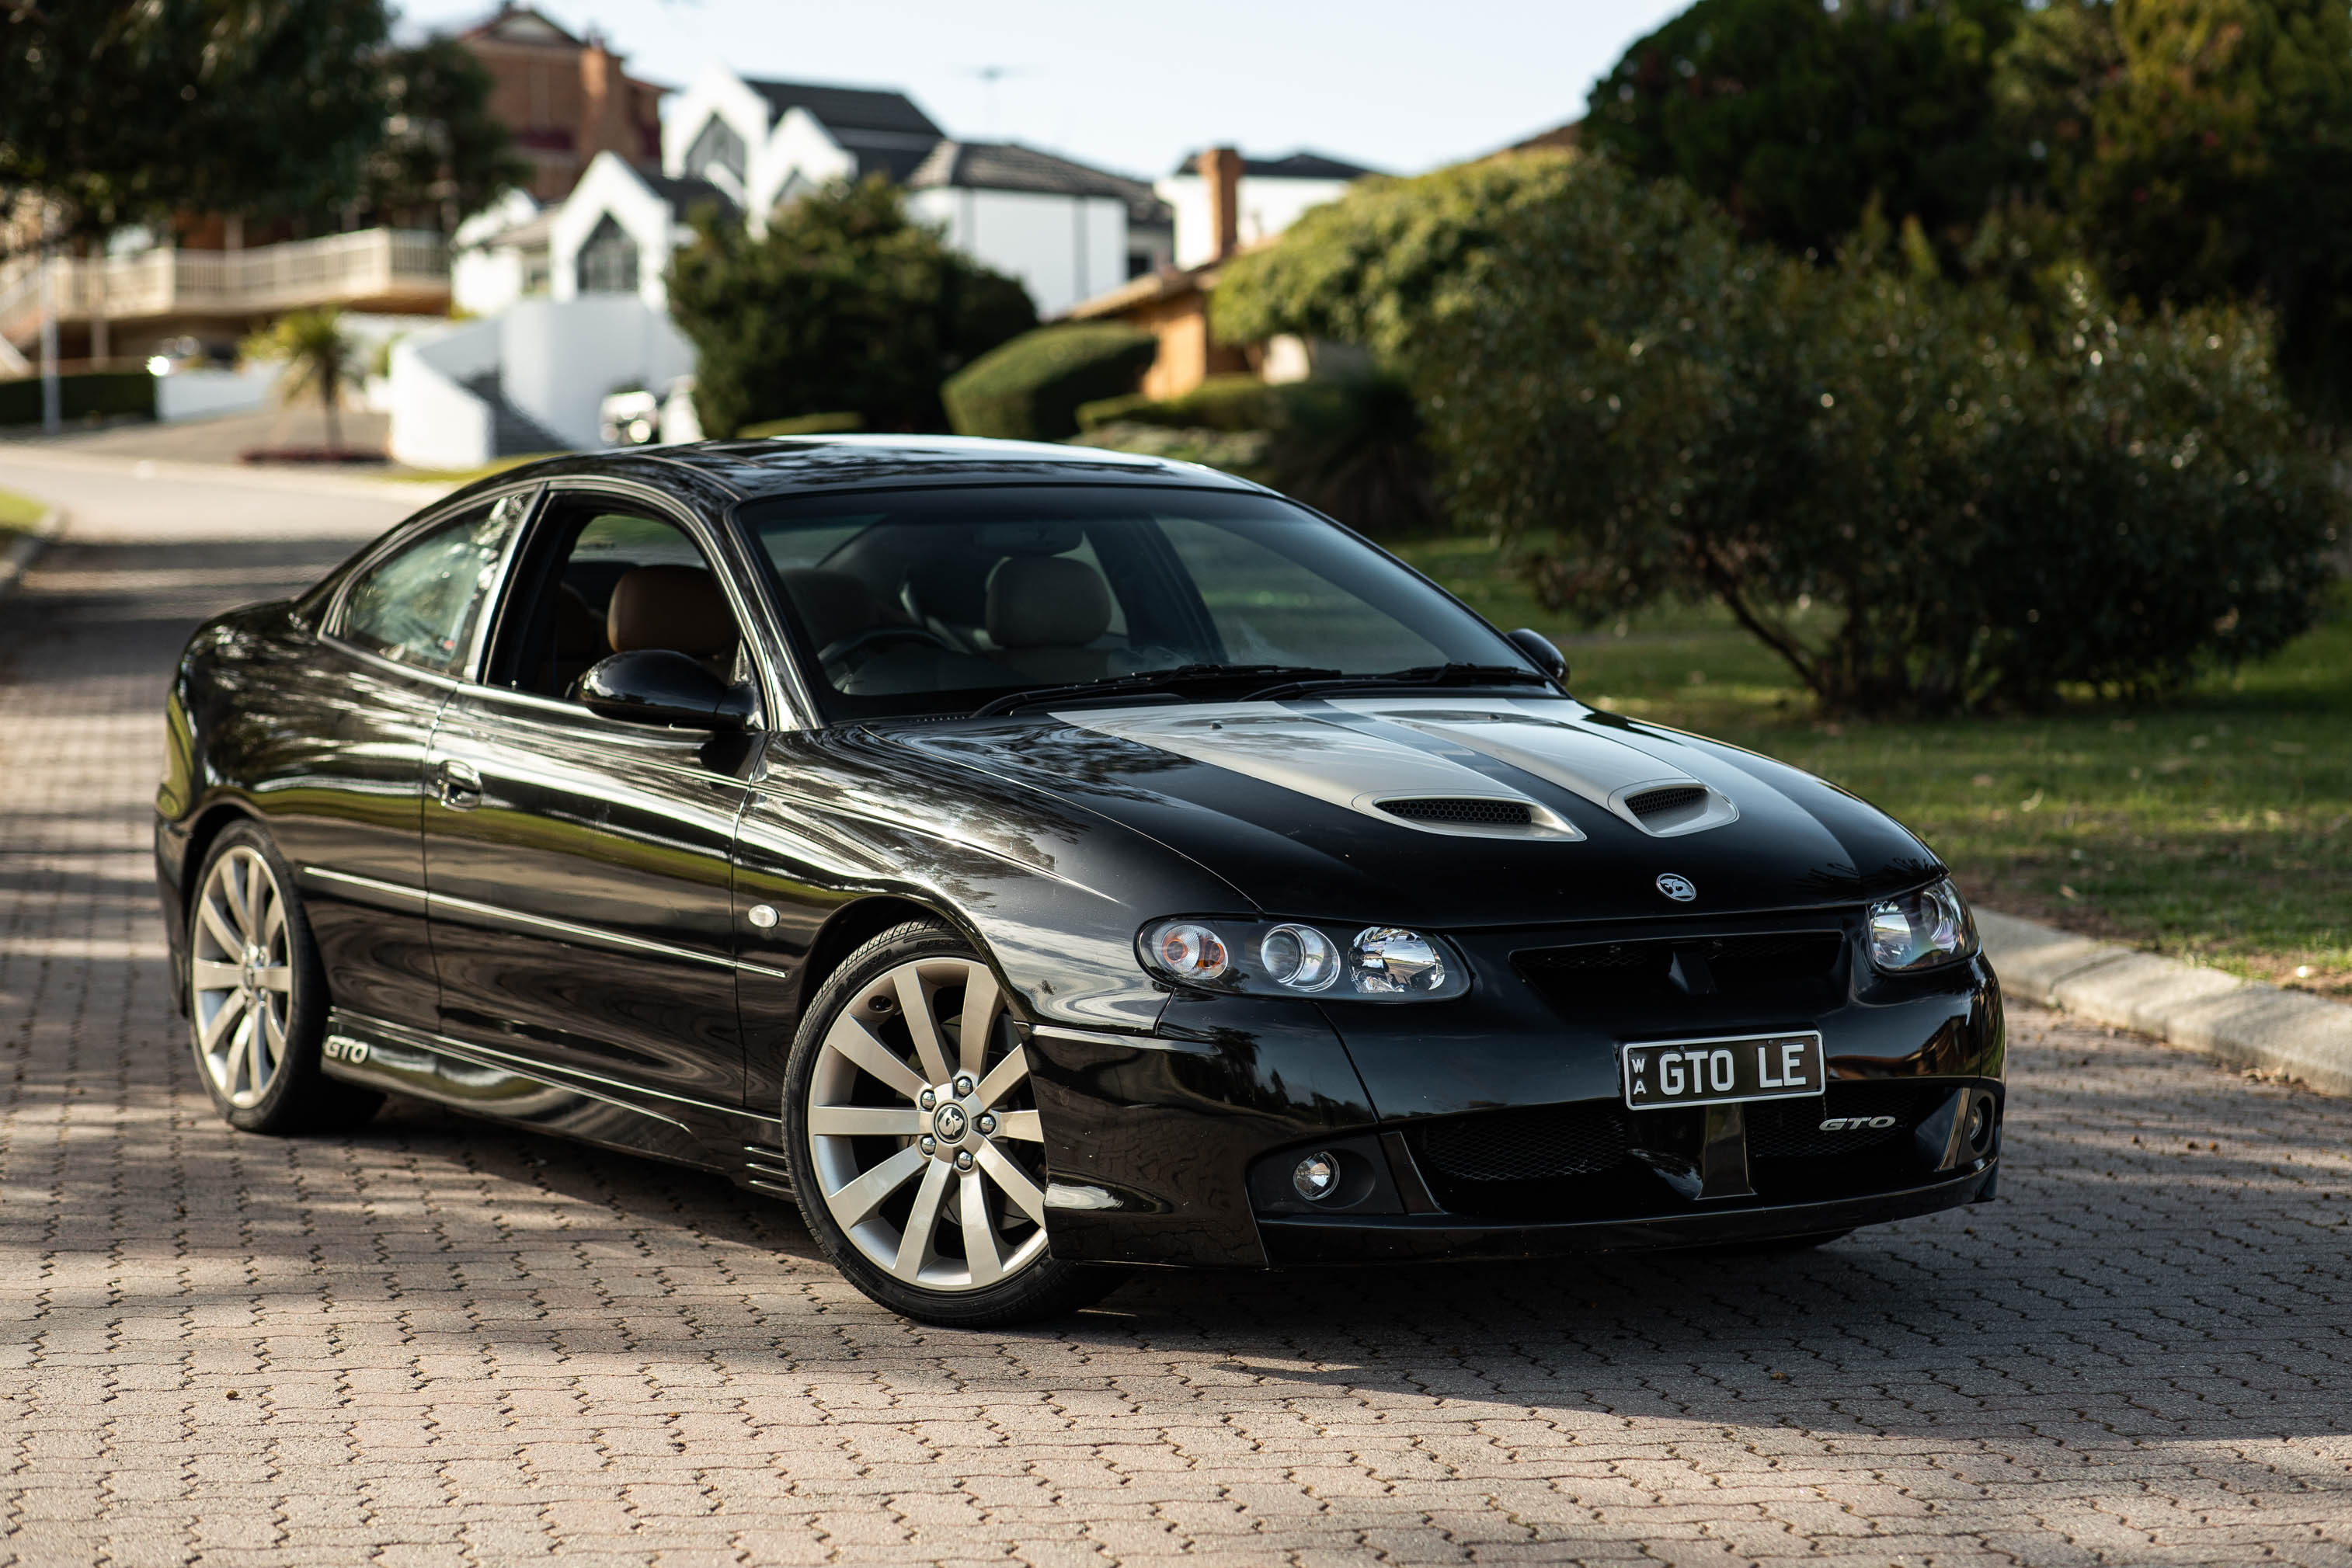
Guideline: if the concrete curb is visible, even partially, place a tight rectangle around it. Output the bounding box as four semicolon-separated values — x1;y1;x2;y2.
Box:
0;505;66;601
1980;907;2352;1095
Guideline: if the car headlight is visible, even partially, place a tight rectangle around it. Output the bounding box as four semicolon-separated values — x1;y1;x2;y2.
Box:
1867;877;1979;972
1139;917;1467;1001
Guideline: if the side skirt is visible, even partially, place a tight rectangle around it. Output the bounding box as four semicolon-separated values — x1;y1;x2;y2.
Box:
320;1009;794;1197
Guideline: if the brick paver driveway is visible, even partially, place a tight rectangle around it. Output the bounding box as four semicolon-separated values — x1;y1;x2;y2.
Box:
5;457;2352;1568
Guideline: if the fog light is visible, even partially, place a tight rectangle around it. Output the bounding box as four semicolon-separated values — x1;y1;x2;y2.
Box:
1292;1150;1342;1202
1964;1093;1995;1156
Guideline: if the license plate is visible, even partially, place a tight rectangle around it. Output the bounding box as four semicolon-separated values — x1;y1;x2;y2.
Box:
1621;1031;1825;1110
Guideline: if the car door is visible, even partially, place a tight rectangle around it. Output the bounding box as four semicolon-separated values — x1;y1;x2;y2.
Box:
267;496;524;1033
419;485;759;1107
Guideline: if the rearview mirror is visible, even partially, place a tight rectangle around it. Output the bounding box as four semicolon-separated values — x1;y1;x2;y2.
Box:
1507;628;1569;686
576;649;753;730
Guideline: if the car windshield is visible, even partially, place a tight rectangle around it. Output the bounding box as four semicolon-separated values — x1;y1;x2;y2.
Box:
737;485;1534;720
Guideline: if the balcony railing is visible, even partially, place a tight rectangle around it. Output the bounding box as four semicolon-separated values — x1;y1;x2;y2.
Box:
0;229;450;338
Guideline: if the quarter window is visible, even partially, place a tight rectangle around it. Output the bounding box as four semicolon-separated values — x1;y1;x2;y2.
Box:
338;506;512;673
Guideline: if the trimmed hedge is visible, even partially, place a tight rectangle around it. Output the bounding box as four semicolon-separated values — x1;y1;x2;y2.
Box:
737;412;862;438
1077;374;1282;433
0;370;154;427
941;324;1156;441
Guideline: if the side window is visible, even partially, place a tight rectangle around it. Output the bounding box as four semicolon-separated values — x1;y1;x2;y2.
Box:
492;507;743;699
337;506;511;673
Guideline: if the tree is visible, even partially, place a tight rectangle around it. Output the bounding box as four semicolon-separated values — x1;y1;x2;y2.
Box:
0;0;392;249
1215;154;2340;714
245;308;363;450
1995;0;2352;416
358;37;528;232
666;178;1037;437
1585;0;2025;262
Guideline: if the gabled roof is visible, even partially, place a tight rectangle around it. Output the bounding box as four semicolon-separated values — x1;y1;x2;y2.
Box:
461;4;582;47
743;78;941;139
642;172;741;223
1168;149;1383;181
907;141;1170;227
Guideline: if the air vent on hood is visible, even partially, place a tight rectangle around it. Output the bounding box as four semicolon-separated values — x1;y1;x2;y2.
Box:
1625;785;1708;823
1380;797;1535;827
1618;790;1712;827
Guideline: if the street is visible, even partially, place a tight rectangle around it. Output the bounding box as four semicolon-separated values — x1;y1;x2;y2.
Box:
4;456;2352;1567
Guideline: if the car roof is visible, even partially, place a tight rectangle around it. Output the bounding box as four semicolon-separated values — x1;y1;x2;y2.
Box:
448;435;1272;509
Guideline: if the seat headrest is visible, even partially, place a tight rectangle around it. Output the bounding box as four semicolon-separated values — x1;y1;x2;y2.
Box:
607;565;735;658
779;567;886;652
986;555;1112;650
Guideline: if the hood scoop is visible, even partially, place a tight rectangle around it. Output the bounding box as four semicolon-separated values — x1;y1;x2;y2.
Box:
1331;699;1741;839
1055;704;1581;840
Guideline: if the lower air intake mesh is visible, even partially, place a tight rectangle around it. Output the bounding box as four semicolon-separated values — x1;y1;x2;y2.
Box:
1414;1101;1634;1182
1381;797;1535;827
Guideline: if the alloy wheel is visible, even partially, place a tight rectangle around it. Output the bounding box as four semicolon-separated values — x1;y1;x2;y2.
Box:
804;956;1049;1292
189;845;294;1109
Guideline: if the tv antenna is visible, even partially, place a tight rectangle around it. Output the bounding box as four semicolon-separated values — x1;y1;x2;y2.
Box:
966;64;1031;140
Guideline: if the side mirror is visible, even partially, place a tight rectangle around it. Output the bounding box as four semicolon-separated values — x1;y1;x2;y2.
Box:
1507;627;1569;686
576;649;753;730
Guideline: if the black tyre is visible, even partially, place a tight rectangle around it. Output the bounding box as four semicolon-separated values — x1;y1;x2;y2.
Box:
184;822;383;1134
781;920;1123;1326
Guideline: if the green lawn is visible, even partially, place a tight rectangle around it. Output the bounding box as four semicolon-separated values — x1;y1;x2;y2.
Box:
0;486;48;539
1400;537;2352;999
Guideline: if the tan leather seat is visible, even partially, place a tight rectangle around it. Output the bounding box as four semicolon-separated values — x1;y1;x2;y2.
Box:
607;565;737;670
986;555;1112;683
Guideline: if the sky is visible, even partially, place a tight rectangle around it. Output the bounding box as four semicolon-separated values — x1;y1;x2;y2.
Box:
398;0;1692;182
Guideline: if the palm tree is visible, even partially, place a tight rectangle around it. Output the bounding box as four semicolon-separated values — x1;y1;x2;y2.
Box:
245;308;363;450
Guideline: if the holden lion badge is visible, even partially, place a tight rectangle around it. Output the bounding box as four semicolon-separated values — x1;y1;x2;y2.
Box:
1655;873;1698;902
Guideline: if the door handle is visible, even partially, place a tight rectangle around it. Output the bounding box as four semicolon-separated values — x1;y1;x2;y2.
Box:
433;759;482;811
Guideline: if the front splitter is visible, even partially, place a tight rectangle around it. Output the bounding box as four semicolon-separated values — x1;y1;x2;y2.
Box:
1257;1160;1997;1265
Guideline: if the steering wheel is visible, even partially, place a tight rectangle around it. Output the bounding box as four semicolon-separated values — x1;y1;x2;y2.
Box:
819;624;960;672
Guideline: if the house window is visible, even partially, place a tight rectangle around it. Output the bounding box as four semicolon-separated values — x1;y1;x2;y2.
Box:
686;114;747;186
576;214;639;295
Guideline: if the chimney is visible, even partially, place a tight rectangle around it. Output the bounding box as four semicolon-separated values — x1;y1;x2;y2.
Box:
1199;146;1242;262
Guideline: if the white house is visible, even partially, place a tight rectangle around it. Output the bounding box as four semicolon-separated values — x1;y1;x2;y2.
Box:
1157;150;1380;270
664;68;946;231
401;64;1177;464
906;141;1168;318
659;66;1169;315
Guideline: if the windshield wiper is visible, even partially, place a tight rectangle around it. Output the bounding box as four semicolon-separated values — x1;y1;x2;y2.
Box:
969;664;1341;718
1241;663;1555;703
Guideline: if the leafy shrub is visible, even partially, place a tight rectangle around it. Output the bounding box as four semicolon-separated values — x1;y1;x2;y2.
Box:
0;370;153;427
1077;375;1279;433
941;324;1157;441
1222;154;2342;713
669;178;1035;438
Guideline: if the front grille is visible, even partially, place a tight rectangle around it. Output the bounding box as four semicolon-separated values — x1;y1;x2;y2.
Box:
1746;1081;1947;1159
1381;796;1534;827
1516;929;1846;1007
1415;1101;1634;1183
1626;784;1708;822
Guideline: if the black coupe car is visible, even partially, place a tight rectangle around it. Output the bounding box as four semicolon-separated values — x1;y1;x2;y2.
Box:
156;437;2003;1325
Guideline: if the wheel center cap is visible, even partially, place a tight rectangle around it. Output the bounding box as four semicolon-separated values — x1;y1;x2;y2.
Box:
931;1103;968;1143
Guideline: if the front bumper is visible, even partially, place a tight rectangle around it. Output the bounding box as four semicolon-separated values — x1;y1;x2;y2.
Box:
1025;920;2005;1271
1259;1161;1998;1265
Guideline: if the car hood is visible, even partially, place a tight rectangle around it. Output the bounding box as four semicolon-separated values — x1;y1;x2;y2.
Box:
881;695;1944;928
